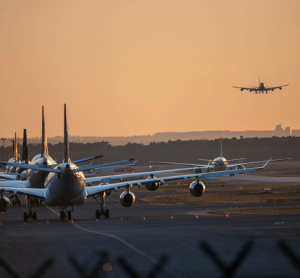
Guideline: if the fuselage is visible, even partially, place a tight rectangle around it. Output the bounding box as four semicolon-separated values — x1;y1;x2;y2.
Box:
258;82;265;90
43;162;87;207
25;156;57;187
211;157;228;171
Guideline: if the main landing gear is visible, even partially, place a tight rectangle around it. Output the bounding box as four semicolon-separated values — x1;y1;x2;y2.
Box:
94;192;110;219
10;194;21;206
23;196;38;221
59;207;73;220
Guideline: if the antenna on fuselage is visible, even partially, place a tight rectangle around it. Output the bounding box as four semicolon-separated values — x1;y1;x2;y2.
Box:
41;106;49;158
22;129;29;164
63;104;70;163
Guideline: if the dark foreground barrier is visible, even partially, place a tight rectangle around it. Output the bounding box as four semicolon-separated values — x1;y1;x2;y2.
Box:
0;240;299;278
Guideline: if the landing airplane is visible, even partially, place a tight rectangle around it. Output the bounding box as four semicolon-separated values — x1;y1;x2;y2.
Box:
0;105;276;222
150;138;291;173
232;78;289;94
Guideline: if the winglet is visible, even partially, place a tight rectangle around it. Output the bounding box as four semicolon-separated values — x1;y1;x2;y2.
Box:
262;158;272;169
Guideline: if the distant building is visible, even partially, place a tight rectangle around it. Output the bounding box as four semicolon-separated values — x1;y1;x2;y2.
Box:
292;130;300;136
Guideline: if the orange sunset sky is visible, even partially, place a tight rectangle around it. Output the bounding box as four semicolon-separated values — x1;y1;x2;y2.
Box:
0;0;299;138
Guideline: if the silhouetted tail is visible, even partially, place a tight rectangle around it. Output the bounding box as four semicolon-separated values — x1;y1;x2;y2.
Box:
220;138;223;157
13;132;17;160
64;104;70;163
22;129;29;164
41;106;49;157
12;139;15;160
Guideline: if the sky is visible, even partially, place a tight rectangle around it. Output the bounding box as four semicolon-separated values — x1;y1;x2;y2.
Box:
0;0;299;138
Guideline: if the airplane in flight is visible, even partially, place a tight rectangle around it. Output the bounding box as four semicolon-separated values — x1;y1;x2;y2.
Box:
232;78;289;94
0;105;277;222
150;138;291;173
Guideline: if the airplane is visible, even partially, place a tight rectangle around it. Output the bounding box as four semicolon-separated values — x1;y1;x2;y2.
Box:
0;104;277;222
232;78;289;94
0;106;137;206
150;138;291;173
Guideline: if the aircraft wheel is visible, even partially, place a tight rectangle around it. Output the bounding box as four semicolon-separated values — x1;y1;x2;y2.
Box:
23;212;28;222
33;212;38;221
104;209;110;218
67;210;72;220
96;209;100;219
60;211;66;220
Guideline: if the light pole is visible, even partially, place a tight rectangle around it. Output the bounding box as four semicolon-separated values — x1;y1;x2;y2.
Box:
1;137;6;170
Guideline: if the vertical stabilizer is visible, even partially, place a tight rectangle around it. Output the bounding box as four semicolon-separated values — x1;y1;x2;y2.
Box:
41;106;49;157
22;129;29;164
14;133;17;160
17;137;20;161
220;138;223;157
12;140;15;159
64;104;70;163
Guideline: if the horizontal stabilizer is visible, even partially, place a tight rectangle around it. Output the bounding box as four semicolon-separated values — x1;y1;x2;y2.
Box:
73;158;135;173
72;155;103;164
0;161;62;173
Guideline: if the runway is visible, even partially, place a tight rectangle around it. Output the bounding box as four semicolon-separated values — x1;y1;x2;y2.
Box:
218;174;300;183
1;192;300;278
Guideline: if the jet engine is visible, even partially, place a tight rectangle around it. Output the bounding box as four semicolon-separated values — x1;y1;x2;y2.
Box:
237;165;245;170
20;170;27;181
120;191;136;207
189;181;205;197
145;182;161;191
279;87;282;90
240;89;243;91
0;196;10;212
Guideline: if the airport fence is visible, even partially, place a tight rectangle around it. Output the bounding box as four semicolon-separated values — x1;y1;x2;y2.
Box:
0;240;300;277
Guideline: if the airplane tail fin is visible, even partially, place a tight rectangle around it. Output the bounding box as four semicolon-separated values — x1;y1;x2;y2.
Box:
22;129;29;164
12;140;15;160
17;137;20;161
220;138;223;157
41;106;49;158
63;104;70;163
14;133;17;160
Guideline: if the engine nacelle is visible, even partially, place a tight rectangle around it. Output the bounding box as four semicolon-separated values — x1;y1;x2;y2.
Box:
145;182;160;191
20;170;27;181
237;165;245;170
279;87;282;90
240;89;243;91
0;196;10;212
194;168;203;174
189;181;205;197
120;191;136;207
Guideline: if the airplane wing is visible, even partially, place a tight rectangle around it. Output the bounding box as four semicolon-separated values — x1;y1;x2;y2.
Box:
149;161;210;168
0;173;17;180
72;155;103;164
227;158;291;169
0;181;27;188
232;86;257;91
0;161;62;173
85;160;271;197
85;167;198;184
0;187;45;199
266;84;289;90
